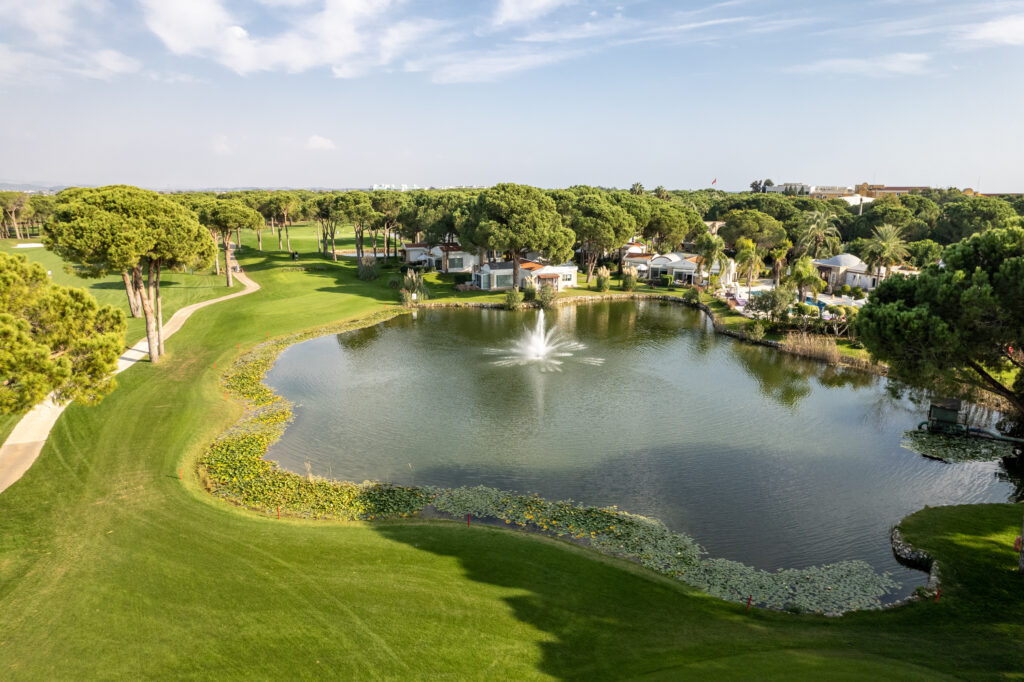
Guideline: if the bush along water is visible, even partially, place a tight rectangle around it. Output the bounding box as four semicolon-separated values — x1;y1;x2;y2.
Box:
201;313;898;614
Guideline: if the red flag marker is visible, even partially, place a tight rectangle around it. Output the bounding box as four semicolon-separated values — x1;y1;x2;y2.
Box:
467;513;471;526
934;588;941;603
746;595;752;611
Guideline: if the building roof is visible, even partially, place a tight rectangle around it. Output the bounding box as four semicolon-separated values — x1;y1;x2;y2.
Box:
520;260;544;271
484;261;514;270
538;274;559;279
403;242;428;249
625;253;654;260
814;253;868;270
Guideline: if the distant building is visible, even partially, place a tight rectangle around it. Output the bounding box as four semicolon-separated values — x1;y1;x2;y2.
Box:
854;183;929;198
765;183;853;199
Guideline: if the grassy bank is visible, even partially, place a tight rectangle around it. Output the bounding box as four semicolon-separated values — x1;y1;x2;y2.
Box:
0;224;1022;678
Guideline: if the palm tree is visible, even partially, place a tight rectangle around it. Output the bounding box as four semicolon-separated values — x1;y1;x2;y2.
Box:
695;233;728;291
797;210;841;258
867;223;910;282
789;255;825;304
654;185;669;200
630;182;646;196
770;239;793;286
736;246;765;296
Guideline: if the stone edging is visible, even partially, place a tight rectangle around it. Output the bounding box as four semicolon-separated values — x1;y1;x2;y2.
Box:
888;525;942;606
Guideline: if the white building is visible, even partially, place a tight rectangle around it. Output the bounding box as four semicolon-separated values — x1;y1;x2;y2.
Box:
648;252;737;287
813;253;878;291
474;259;578;292
428;245;479;273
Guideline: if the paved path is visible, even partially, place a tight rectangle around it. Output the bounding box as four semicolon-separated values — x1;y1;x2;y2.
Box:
0;270;260;494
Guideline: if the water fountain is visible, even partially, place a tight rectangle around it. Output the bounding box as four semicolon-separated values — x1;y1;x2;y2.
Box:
489;309;604;372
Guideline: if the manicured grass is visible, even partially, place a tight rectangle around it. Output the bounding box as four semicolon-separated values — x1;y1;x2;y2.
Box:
1;227;1022;678
0;238;239;344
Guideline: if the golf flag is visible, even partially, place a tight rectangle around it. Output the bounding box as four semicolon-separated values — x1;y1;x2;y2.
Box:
711;178;717;185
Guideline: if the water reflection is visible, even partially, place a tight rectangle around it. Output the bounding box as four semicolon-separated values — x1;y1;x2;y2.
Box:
271;301;1021;598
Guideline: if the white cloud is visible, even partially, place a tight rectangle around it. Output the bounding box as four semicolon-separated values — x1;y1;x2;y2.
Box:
961;14;1024;46
140;0;403;75
791;52;931;76
75;49;141;80
493;0;576;26
0;0;106;47
518;16;632;43
212;135;232;156
306;135;336;150
421;48;582;84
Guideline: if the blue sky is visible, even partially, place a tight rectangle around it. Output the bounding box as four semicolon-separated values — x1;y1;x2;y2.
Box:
1;0;1023;191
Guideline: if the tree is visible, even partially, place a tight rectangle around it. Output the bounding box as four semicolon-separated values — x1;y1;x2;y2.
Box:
653;185;669;200
0;191;28;239
568;193;634;282
797;210;841;258
735;238;765;295
0;252;126;413
788;255;825;303
207;200;262;287
935;196;1019;244
645;201;701;253
369;192;409;261
847;195;915;242
269;191;300;250
747;281;795;324
906;239;944;268
47;186;214;363
460;183;572;290
718;209;787;250
630;182;645;196
866;223;909;279
337;192;375;259
749;180;763;194
858;226;1024;416
769;239;793;286
27;194;57;232
695;232;728;289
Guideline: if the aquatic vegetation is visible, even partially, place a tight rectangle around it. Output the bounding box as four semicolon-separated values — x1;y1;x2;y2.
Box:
901;430;1018;462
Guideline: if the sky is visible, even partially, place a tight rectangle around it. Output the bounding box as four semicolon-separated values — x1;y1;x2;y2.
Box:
1;0;1023;192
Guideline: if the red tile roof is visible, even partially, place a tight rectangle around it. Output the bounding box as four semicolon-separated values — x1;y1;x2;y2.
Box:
626;254;654;260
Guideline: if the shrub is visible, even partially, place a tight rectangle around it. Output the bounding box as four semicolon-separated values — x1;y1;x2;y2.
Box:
596;266;611;292
522;279;537;302
505;288;524;311
622;266;638;292
357;255;379;281
536;284;557;309
399;270;429;306
659;274;671;288
387;275;402;290
453;273;472;285
746;320;766;341
683;287;700;304
840;284;852;296
851;286;865;300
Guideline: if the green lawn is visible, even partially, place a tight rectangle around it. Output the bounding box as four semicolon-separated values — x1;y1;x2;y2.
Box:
0;226;1022;678
0;238;239;344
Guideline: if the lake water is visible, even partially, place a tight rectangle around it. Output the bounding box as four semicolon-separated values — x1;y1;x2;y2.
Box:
264;300;1020;596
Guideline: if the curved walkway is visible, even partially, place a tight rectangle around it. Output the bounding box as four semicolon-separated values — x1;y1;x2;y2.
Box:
0;270;260;494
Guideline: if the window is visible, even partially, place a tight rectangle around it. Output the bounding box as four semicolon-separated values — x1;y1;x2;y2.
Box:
449;257;464;269
561;273;573;282
495;274;513;288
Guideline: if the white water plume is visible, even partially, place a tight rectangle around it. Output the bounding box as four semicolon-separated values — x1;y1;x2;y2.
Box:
488;309;604;372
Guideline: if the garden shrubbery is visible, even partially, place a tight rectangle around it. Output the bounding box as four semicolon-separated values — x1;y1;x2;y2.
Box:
536;285;557;308
621;266;638;292
595;266;611;292
504;288;524;311
357;255;379;281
